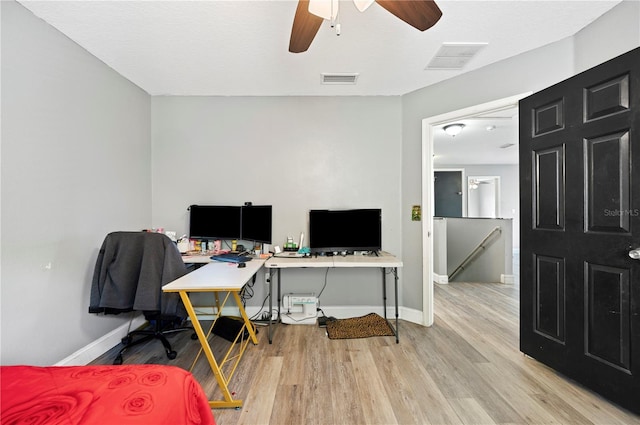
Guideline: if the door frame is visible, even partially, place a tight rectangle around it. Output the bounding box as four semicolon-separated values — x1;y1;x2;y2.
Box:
421;93;530;326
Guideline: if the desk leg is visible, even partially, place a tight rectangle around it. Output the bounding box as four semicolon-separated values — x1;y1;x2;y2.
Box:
277;268;282;323
381;268;388;320
268;268;282;344
177;291;243;409
268;269;273;344
382;268;399;344
232;291;258;345
393;267;399;343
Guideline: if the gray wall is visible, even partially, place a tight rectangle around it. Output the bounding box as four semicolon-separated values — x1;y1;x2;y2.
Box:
1;1;151;365
150;96;402;307
573;0;640;74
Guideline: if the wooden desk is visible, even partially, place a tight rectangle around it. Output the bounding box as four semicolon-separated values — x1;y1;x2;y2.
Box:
264;252;402;344
163;258;265;408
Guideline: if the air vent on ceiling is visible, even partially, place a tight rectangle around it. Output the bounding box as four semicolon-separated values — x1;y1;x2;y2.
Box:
321;73;359;85
426;42;488;70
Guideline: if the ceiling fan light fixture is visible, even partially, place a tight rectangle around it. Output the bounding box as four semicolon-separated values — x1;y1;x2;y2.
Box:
309;0;339;20
443;123;465;137
353;0;375;12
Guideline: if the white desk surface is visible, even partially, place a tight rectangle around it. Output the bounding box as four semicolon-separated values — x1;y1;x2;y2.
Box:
163;258;265;292
265;251;402;269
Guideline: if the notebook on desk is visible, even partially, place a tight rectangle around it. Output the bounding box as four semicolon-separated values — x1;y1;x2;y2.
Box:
211;253;252;263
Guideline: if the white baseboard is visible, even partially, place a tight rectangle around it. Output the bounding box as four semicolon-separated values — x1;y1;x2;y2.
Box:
55;315;147;366
501;274;515;284
59;305;428;365
399;306;425;325
433;273;449;284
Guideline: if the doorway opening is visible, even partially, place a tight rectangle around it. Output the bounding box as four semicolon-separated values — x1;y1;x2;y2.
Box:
421;93;530;326
468;176;501;218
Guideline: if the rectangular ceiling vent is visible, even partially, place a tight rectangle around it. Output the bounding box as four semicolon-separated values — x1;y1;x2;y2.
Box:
321;73;359;85
426;42;488;70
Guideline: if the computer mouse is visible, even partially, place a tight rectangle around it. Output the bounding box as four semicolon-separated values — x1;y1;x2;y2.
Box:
237;262;246;268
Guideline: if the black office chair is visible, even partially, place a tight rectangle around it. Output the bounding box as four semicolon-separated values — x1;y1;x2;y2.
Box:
89;231;196;364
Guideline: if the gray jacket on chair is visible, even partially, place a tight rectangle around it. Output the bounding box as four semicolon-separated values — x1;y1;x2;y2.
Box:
89;231;187;318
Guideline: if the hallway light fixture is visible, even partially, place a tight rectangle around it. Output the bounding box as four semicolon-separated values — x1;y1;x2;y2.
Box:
443;123;465;137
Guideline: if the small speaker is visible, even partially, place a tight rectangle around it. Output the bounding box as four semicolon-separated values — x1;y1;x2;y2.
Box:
212;316;257;342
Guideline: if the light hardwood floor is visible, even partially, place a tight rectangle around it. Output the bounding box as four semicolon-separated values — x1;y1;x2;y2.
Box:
91;282;640;424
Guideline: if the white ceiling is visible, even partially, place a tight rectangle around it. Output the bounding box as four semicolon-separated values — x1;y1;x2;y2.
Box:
433;106;519;165
18;0;621;97
16;0;622;165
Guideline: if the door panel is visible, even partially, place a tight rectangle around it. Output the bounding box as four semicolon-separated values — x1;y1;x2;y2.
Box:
533;145;565;230
585;131;631;233
434;171;463;217
585;263;631;373
520;47;639;414
534;254;565;343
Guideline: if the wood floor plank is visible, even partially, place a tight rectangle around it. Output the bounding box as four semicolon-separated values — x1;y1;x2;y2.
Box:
327;360;367;425
266;384;305;425
348;340;399;424
236;356;283;425
447;398;496;425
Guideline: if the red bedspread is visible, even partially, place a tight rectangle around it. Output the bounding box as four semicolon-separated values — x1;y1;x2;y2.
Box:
1;364;215;425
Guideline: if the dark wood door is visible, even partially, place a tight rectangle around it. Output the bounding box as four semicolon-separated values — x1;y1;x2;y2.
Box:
520;47;640;414
435;171;462;217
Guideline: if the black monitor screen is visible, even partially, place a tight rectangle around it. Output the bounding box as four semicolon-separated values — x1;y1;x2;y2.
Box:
189;205;241;240
309;209;382;253
241;205;272;244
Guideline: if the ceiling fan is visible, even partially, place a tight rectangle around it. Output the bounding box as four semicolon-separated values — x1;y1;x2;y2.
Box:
289;0;442;53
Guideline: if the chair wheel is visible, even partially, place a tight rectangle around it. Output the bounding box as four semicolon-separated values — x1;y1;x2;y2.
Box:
167;351;177;360
191;333;198;340
113;355;123;365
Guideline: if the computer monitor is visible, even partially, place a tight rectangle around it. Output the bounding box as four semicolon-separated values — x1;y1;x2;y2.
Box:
241;205;272;244
308;209;382;254
189;205;241;240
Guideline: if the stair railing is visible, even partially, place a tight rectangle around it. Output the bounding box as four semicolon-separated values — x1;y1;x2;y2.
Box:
448;226;502;281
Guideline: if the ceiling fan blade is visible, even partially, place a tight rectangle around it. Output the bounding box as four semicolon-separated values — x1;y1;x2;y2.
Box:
289;0;324;53
375;0;442;31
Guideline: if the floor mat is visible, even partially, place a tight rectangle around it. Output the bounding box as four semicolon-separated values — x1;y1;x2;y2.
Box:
326;313;395;339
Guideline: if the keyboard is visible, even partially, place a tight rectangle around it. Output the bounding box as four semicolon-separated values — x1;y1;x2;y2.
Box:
211;253;252;263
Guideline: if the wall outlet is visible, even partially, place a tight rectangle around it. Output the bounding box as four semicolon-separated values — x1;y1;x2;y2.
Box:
264;271;270;285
